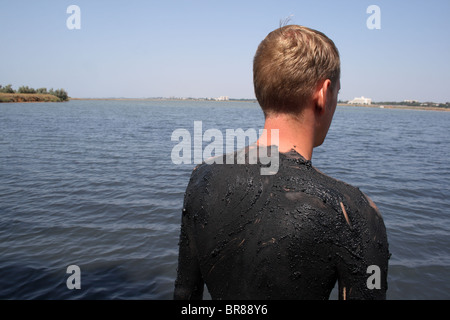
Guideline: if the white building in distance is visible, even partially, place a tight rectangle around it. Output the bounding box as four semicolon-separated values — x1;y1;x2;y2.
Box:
215;96;229;101
348;96;372;105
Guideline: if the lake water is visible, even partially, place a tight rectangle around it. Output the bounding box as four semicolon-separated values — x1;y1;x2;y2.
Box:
0;100;449;300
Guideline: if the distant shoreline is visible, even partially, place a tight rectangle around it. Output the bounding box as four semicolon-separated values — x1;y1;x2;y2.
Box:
72;98;450;112
69;97;258;102
337;103;450;112
0;93;65;103
2;96;449;111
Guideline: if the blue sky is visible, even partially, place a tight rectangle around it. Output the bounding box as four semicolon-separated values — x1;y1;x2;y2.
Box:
1;0;449;102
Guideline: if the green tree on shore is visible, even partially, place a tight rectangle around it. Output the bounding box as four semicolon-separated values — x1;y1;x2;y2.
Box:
36;88;48;94
52;88;69;101
0;84;69;101
0;84;15;93
18;86;36;94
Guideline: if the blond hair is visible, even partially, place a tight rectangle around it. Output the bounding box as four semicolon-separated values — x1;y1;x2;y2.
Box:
253;25;340;117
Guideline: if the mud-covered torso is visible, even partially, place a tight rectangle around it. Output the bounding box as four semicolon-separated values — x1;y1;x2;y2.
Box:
180;147;389;299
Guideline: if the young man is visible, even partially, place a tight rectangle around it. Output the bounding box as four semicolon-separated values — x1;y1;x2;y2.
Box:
174;25;389;300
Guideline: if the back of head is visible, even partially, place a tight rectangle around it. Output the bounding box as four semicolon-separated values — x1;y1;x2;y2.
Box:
253;25;340;117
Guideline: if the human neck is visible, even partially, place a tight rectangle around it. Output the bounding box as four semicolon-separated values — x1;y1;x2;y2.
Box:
257;111;315;160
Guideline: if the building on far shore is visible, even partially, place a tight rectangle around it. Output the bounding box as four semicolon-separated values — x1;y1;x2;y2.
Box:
215;96;229;101
348;96;372;105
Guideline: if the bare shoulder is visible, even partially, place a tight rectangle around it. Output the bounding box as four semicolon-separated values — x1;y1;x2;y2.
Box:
363;193;383;219
312;165;384;220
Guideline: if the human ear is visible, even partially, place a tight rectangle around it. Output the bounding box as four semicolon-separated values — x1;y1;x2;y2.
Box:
315;79;331;115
